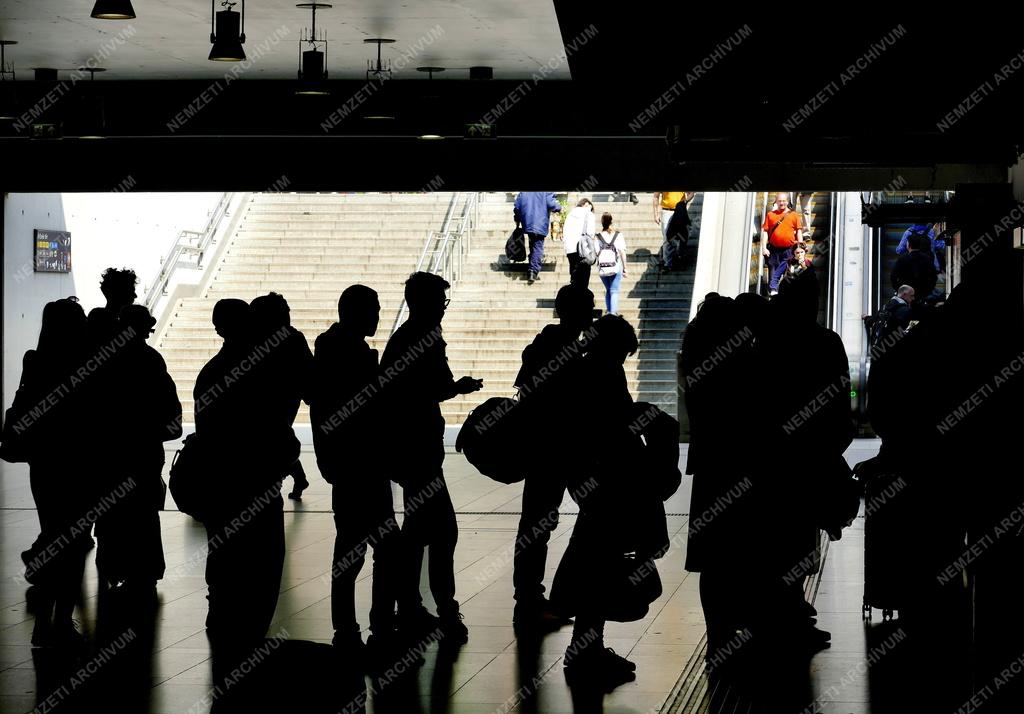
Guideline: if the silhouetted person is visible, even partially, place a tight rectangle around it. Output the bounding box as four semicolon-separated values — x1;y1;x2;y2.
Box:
91;267;139;342
867;269;1019;709
756;270;853;651
251;292;313;500
511;284;594;631
93;305;181;595
310;285;407;658
195;298;296;654
6;298;92;647
891;232;938;303
552;314;654;687
381;272;482;644
681;293;761;661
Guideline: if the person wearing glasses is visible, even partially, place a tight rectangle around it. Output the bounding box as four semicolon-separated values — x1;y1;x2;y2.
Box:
381;272;483;645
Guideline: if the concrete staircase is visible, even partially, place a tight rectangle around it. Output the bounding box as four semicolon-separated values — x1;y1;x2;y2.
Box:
155;191;697;425
440;193;699;422
155;192;505;424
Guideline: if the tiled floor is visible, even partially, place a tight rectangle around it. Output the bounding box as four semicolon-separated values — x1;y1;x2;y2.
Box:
0;443;885;713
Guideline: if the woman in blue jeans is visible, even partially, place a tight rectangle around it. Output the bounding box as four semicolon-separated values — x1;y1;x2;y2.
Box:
596;212;627;314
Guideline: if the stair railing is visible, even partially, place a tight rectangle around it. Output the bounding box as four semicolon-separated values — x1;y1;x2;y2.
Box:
389;192;479;336
144;192;234;314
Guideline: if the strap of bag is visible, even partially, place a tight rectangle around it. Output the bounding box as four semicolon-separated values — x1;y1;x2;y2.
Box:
767;208;790;242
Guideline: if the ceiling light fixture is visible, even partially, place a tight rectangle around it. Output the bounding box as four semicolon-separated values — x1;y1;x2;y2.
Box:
209;0;245;62
364;38;395;81
295;2;330;95
416;66;445;140
71;67;107;139
90;0;136;20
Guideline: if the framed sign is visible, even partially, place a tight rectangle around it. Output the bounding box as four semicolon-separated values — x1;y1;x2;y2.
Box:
34;229;72;273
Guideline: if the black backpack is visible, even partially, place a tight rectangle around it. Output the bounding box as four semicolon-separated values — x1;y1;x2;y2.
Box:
455;396;526;484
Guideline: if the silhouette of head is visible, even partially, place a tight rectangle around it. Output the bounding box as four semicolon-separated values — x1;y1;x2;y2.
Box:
119;304;157;343
338;285;380;337
601;212;614;232
38;297;87;353
577;198;594;211
792;242;808;262
87;306;118;341
404;272;450;324
734;292;769;336
99;268;138;311
251;292;291;336
908;233;930;252
774;269;818;323
555;284;595;334
586;314;638;365
682;294;745;380
212;298;251;342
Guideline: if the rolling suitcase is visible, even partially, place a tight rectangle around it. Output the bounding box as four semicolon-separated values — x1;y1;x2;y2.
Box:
862;466;907;621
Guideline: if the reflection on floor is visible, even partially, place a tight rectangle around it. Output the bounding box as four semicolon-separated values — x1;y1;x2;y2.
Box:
0;443;891;713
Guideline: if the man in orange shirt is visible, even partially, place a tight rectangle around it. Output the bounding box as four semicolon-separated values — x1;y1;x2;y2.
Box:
761;192;803;295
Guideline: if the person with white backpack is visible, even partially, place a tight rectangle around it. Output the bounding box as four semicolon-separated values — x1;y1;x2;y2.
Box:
561;197;596;286
596;212;627;315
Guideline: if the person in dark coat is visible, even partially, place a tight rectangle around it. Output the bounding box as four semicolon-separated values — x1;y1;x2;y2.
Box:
251;292;314;500
310;285;408;658
93;305;181;595
550;315;665;688
891;232;938;302
511;284;594;631
681;293;761;659
195;298;297;653
7;298;92;647
755;271;853;650
380;272;482;644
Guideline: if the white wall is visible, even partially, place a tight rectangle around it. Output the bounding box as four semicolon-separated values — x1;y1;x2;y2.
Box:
3;192;221;411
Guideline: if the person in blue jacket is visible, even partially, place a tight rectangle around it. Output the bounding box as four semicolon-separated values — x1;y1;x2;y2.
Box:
896;223;945;273
513;192;562;284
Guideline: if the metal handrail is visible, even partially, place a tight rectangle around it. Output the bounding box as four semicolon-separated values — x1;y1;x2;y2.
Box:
389;192;479;336
144;192;234;312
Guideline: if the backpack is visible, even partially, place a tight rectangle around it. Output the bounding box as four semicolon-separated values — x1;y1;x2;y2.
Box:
597;232;620;276
577;224;598;265
455;396;526;484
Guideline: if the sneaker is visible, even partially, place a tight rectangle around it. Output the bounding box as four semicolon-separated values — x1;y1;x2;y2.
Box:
526;271;535;284
601;648;637;673
439;611;469;645
564;646;637;689
34;620;86;650
396;607;441;641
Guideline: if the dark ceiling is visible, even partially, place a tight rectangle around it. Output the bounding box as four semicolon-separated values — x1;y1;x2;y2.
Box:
1;9;1022;191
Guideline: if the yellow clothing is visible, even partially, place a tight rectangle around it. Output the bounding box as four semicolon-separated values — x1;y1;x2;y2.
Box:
660;192;686;210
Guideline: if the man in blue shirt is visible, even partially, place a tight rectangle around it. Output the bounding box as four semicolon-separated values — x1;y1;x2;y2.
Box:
514;192;562;283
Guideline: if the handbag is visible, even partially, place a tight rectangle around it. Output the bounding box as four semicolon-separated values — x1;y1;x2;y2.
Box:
505;226;527;262
168;433;208;521
551;538;663;623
